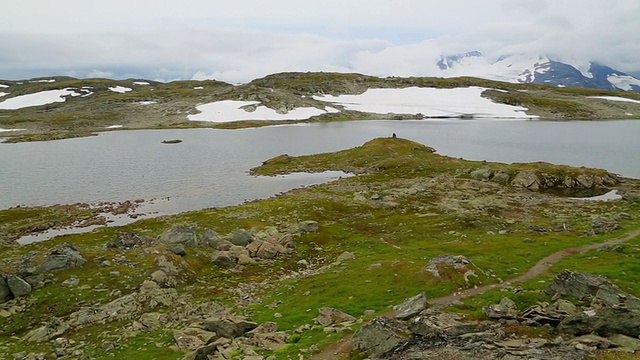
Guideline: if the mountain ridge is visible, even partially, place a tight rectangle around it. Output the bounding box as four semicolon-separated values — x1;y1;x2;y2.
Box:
437;51;640;91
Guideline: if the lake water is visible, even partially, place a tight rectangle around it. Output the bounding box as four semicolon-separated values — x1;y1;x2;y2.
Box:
1;119;639;215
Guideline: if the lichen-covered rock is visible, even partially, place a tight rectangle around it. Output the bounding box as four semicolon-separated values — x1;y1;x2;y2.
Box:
351;316;408;357
315;307;356;327
394;292;427;320
228;228;254;246
0;275;13;303
36;243;86;273
158;225;198;246
6;275;32;297
202;316;258;338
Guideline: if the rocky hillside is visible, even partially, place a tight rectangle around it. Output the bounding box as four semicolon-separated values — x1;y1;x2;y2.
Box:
1;73;640;142
1;137;640;359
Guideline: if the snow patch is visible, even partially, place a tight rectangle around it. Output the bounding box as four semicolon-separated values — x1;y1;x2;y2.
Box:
571;190;622;202
193;86;204;90
108;86;132;93
0;88;80;110
0;84;9;88
29;79;55;83
138;101;157;105
607;74;640;91
188;100;338;123
0;128;25;132
133;81;150;85
589;96;640;104
314;87;536;119
105;125;123;129
0;92;8;97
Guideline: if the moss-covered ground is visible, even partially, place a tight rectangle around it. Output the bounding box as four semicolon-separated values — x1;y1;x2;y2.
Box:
0;137;639;359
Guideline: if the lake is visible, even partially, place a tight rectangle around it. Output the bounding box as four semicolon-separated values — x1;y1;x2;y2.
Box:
1;119;639;216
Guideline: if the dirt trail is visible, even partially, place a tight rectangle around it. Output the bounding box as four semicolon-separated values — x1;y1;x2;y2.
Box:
309;228;640;360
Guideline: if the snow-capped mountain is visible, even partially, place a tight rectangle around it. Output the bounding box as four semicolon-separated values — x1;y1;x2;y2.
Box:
436;52;640;91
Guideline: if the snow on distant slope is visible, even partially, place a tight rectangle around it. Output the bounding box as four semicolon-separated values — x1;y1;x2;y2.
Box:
108;86;132;93
607;74;640;91
188;100;339;122
0;92;8;97
0;88;80;110
589;96;640;104
0;128;25;132
314;87;536;119
0;84;9;88
440;53;552;84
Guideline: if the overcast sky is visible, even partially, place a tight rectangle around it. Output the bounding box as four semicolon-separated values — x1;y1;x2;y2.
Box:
1;0;639;82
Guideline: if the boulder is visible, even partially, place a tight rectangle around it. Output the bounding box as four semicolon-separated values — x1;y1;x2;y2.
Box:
298;220;319;233
481;297;518;320
544;270;640;309
111;232;148;248
492;170;511;184
315;307;356;327
408;311;489;337
158;225;198;246
228;228;253;246
211;252;238;267
23;317;70;342
36;243;86;273
351;316;408;357
393;292;428;320
202;229;233;250
0;275;13;303
202;316;258;338
608;334;640;351
557;307;640;338
166;244;187;256
511;169;540;190
6;275;32;298
246;240;286;259
470;168;493;181
173;327;218;351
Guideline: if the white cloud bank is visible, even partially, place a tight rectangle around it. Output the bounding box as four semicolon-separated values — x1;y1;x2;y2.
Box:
0;1;638;82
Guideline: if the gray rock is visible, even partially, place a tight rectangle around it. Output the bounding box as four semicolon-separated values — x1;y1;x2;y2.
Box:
351;316;408;357
511;169;540;190
7;275;31;298
393;292;427;320
608;334;640;351
166;244;187;256
557;307;640;338
211;251;237;267
202;316;258;338
545;270;640;309
158;225;198;246
246;240;286;259
228;228;253;246
202;229;233;250
315;307;356;327
0;275;13;303
408;312;488;337
23;317;69;342
335;251;356;263
112;232;148;248
36;243;86;273
61;276;79;288
470;167;493;181
173;327;218;351
298;220;319;233
492;170;511;184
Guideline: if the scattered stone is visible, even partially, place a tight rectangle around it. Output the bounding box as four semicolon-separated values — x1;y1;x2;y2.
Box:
23;317;70;342
202;316;258;339
36;243;86;273
394;292;427;320
470;167;493;181
158;225;198;246
202;229;233;250
166;244;187;256
60;276;79;288
334;251;356;263
111;232;148;248
228;228;254;246
351;316;409;357
0;275;14;303
315;307;356;327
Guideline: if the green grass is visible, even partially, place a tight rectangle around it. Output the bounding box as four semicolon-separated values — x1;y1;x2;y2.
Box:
1;137;639;358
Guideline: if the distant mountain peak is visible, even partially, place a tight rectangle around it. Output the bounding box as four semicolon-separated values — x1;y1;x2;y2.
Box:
434;52;640;91
437;51;483;70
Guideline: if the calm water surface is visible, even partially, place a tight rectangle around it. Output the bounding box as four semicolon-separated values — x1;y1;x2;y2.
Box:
1;119;638;214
